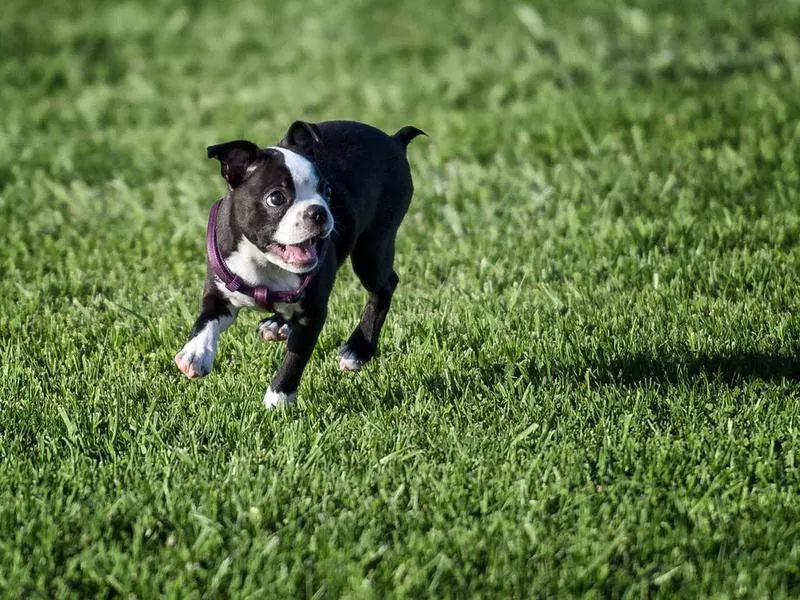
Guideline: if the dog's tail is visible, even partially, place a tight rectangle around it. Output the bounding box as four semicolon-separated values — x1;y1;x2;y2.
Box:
392;126;427;150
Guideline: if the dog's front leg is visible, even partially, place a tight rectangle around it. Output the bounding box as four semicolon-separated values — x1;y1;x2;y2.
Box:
175;288;237;379
263;306;327;408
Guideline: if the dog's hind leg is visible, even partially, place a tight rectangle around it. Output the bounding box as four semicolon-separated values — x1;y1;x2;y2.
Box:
339;235;399;372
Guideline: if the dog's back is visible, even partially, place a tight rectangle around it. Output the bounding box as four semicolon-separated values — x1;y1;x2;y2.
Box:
312;120;425;262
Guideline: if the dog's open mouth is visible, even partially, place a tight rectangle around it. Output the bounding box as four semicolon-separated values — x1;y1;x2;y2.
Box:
266;238;319;270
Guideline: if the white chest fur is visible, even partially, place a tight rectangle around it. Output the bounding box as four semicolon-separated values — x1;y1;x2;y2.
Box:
216;236;303;312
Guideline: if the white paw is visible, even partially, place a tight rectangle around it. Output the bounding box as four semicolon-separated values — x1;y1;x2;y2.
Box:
263;387;296;409
338;345;364;372
174;340;215;379
259;317;290;342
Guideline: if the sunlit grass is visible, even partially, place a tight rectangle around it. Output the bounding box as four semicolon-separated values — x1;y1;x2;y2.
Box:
2;0;800;596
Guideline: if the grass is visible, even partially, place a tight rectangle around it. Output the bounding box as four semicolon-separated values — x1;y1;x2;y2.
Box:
2;0;800;596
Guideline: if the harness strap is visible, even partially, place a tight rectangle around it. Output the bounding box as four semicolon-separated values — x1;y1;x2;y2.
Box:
205;199;326;311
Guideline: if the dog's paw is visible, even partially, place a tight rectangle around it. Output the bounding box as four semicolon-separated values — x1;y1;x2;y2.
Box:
258;317;290;342
338;344;366;372
263;387;296;409
174;341;215;379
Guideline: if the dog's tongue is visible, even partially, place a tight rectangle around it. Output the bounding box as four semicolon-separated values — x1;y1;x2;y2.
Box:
283;239;317;264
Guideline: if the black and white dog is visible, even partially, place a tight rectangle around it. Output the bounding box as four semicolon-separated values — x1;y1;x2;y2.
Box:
175;120;424;407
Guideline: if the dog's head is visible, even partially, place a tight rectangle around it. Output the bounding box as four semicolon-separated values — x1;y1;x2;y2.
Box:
207;121;334;274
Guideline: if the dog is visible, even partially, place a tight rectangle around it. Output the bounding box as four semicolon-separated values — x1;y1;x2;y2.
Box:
174;120;425;407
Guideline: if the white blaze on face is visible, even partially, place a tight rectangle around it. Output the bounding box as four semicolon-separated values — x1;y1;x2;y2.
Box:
270;147;333;245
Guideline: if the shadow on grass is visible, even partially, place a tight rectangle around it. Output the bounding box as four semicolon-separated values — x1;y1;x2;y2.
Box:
589;351;800;387
337;351;800;414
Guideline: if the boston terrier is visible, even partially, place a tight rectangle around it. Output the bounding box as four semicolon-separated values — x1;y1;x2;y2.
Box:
174;120;425;408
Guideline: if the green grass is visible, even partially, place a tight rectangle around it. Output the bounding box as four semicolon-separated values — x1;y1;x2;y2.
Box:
2;0;800;596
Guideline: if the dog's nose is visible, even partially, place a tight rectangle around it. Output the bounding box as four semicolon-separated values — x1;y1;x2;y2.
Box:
303;205;327;225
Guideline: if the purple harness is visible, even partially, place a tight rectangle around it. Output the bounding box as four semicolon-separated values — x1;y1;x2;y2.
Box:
206;199;326;311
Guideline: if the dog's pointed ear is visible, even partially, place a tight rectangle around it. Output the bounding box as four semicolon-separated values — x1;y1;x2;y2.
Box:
207;140;263;188
281;121;322;158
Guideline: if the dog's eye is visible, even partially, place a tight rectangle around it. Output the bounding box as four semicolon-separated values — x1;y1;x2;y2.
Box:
321;183;331;201
266;191;286;207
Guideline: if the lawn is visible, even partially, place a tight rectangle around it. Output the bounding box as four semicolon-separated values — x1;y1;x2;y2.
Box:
2;0;800;596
